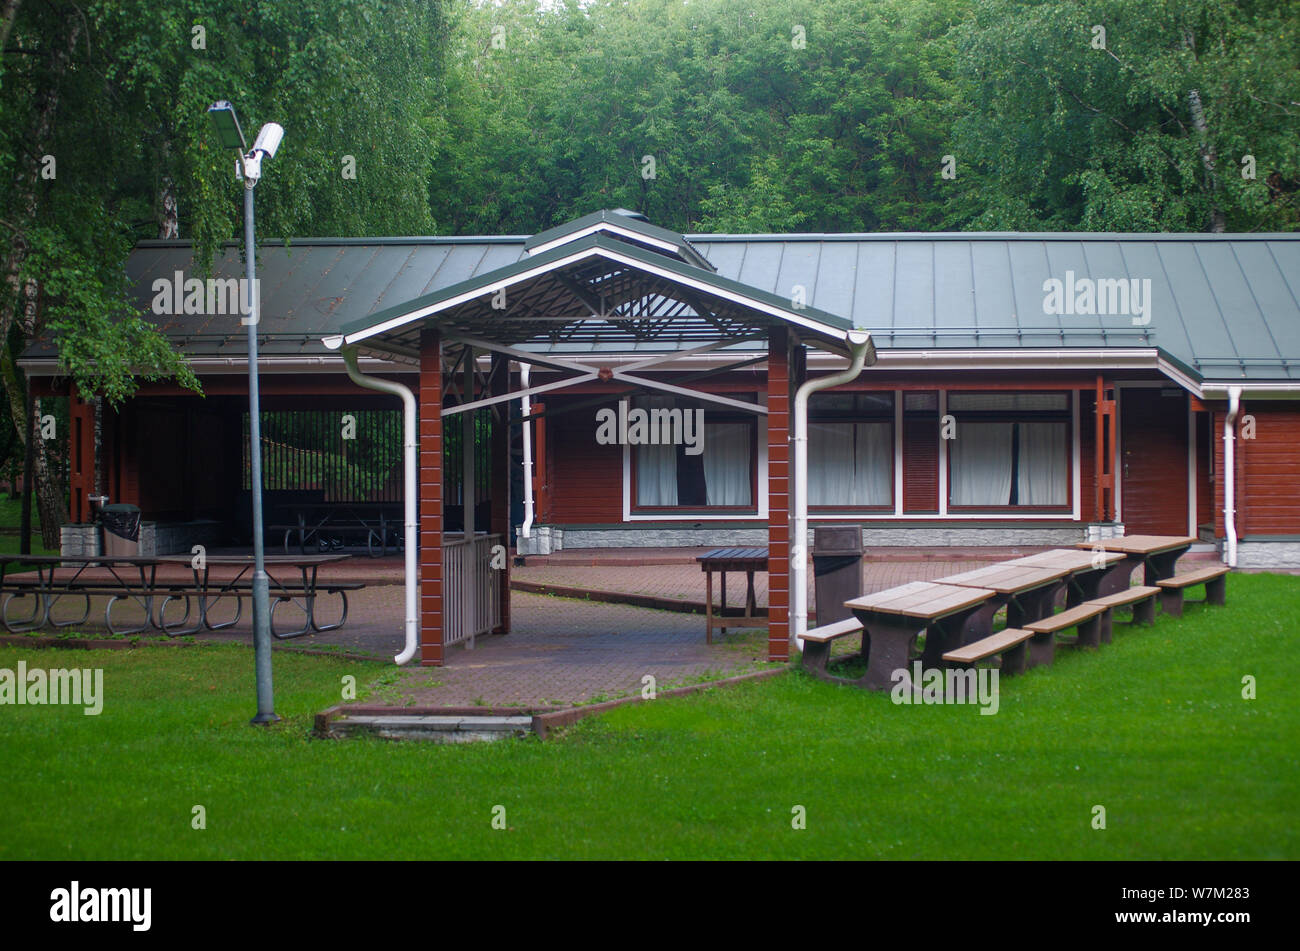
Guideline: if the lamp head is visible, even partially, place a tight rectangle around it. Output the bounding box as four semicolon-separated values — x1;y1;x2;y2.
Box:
207;101;247;152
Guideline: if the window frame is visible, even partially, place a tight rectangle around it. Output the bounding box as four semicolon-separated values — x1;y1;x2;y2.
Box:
808;391;895;512
945;391;1073;513
629;394;760;513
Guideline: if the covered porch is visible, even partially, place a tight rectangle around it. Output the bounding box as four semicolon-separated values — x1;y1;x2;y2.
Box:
324;211;871;665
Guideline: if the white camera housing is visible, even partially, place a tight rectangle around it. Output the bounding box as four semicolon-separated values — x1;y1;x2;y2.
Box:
252;123;284;159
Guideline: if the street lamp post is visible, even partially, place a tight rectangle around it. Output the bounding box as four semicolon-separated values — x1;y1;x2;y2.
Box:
207;101;284;726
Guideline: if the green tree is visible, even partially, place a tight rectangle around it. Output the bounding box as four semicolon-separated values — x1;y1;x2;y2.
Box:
951;0;1300;232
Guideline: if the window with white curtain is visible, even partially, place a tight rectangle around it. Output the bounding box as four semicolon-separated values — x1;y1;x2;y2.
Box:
807;391;893;508
634;396;755;508
947;393;1070;508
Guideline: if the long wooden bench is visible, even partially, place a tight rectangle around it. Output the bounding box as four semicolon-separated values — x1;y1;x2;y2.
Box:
1024;601;1109;655
1156;566;1229;617
942;627;1043;675
1084;585;1159;642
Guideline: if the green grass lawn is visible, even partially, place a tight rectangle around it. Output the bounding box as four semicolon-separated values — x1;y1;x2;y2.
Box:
1;573;1296;860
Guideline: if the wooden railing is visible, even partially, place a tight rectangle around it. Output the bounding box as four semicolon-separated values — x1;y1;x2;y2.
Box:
442;532;502;646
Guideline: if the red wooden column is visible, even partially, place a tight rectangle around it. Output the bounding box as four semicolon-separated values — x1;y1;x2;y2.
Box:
767;327;791;662
66;383;95;524
418;329;445;665
490;353;510;634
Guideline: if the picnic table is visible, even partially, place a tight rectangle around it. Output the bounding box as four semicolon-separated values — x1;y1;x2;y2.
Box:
935;563;1070;664
276;502;403;557
696;547;767;643
0;552;358;639
154;553;356;639
1072;535;1198;589
0;554;160;635
828;581;996;691
1005;548;1129;604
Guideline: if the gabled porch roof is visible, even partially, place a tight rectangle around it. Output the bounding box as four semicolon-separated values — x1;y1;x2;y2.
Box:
331;225;859;359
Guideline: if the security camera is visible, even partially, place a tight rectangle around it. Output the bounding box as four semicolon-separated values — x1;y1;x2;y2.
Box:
252;123;284;159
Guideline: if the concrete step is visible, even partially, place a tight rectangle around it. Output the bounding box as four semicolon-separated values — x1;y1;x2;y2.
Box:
329;713;534;743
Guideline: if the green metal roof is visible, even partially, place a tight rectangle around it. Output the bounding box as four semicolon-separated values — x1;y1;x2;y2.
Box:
20;219;1300;387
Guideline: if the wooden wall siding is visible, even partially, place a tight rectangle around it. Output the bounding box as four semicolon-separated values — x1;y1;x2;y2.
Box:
418;329;445;666
1120;388;1189;536
1196;411;1213;530
490;354;511;635
902;417;939;513
767;329;791;663
1237;404;1300;534
547;397;623;523
1213;410;1226;538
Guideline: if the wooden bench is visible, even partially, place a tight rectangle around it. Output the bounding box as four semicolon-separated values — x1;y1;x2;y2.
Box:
800;618;865;677
942;627;1042;676
1024;601;1109;655
801;617;865;645
1084;585;1159;642
1156;566;1229;618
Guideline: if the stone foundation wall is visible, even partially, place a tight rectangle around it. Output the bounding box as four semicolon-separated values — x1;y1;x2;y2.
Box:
60;520;225;557
521;523;1089;551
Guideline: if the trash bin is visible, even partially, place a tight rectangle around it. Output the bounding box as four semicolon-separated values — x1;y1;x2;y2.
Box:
99;503;142;557
812;525;864;626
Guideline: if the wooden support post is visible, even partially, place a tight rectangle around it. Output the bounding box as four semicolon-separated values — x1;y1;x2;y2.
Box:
767;328;791;662
419;329;445;666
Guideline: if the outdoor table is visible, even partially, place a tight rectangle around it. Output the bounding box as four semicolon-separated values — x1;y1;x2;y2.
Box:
1072;535;1198;590
154;553;352;639
280;502;402;557
832;581;996;691
1005;548;1129;604
696;547;767;643
936;563;1070;665
0;554;160;635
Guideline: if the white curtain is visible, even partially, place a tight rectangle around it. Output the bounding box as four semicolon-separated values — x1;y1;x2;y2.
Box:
637;442;678;506
703;422;752;506
1017;422;1067;505
854;422;891;505
809;422;891;506
950;422;1014;506
809;423;856;505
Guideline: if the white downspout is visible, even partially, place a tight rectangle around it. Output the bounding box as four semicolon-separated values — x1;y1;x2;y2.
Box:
791;330;875;654
1223;386;1241;568
520;363;534;540
340;347;420;665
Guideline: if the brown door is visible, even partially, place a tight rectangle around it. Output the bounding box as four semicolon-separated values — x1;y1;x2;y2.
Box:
1119;387;1189;536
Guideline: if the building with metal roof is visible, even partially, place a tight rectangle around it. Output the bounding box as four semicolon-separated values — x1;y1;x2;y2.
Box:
23;211;1300;665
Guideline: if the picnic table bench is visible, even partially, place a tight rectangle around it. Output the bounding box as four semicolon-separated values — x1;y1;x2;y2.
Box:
0;553;360;639
1004;548;1129;605
153;553;359;638
823;581;996;691
1156;565;1229;617
1073;535;1198;590
696;547;767;643
273;502;403;557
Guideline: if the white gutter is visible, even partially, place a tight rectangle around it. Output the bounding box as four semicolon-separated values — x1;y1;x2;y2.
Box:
338;345;420;665
520;363;535;539
791;330;875;653
1223;386;1242;568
